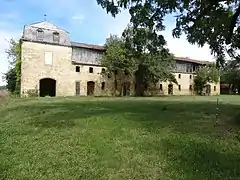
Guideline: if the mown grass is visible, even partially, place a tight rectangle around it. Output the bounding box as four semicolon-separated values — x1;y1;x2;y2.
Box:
0;96;240;180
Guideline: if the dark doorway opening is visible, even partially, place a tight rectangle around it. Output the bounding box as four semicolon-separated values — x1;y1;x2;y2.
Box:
206;84;211;96
76;81;80;96
39;78;56;97
87;81;95;96
123;82;131;96
168;84;173;95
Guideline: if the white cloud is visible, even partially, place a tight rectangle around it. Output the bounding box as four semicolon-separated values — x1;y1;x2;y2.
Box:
71;15;85;24
165;34;215;61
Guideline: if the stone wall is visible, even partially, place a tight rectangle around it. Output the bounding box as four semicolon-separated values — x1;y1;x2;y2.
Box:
21;41;220;97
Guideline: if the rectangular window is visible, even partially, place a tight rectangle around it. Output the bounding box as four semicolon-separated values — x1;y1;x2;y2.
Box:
214;86;216;91
178;85;181;91
178;74;181;79
44;52;53;65
160;84;163;91
89;67;93;73
76;66;80;72
76;81;80;96
101;82;105;90
190;75;192;79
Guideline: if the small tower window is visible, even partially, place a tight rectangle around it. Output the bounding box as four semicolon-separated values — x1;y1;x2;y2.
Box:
190;75;192;79
36;28;44;41
178;74;181;79
53;32;60;43
89;67;93;73
101;68;105;73
214;86;216;91
76;66;80;72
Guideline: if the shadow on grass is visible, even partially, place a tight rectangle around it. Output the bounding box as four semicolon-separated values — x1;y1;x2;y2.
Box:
1;98;240;179
161;138;240;180
1;99;240;135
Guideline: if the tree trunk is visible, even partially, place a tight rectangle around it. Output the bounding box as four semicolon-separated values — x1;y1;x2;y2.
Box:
134;65;146;96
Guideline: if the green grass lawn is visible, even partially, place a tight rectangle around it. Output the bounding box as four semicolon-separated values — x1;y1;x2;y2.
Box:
1;96;240;180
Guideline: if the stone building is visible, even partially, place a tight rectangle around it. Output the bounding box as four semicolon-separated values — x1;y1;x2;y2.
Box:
20;21;220;97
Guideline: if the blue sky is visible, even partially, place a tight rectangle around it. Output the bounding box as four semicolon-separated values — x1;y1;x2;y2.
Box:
0;0;214;85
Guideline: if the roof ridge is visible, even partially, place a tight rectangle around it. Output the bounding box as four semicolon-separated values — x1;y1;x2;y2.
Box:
26;21;69;33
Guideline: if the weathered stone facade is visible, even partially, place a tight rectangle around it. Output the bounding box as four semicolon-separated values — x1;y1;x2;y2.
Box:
20;21;220;97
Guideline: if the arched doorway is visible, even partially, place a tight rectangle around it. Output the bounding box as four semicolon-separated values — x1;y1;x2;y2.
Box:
87;81;95;96
39;78;56;97
168;84;173;95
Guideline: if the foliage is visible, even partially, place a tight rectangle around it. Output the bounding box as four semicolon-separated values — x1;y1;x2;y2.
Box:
5;39;22;95
96;0;240;66
101;35;135;95
194;65;219;95
26;89;39;97
102;26;176;96
221;59;240;93
4;67;17;93
1;96;240;179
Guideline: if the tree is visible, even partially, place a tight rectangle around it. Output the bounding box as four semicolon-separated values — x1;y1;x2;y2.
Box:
122;25;176;96
221;59;240;93
194;65;219;95
4;39;22;95
96;0;240;66
4;67;17;93
102;26;176;96
101;34;135;95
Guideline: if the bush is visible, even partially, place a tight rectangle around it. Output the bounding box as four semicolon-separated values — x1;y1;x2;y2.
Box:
26;89;39;97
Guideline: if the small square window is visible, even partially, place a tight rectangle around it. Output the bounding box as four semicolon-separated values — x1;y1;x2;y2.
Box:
160;84;163;91
214;86;216;91
101;68;105;73
190;75;192;79
101;82;105;90
178;74;181;79
89;67;93;73
76;66;80;72
178;85;181;91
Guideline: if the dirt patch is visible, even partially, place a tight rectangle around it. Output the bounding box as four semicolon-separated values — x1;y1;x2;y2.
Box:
0;90;9;105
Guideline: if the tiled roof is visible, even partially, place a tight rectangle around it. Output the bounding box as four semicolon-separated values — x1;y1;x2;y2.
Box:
174;57;213;65
71;42;105;51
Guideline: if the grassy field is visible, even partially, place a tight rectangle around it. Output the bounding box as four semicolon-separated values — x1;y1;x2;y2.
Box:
0;96;240;180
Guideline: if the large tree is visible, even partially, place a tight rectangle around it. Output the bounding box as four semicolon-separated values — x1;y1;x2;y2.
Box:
101;34;135;95
102;26;176;96
96;0;240;66
122;25;176;96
